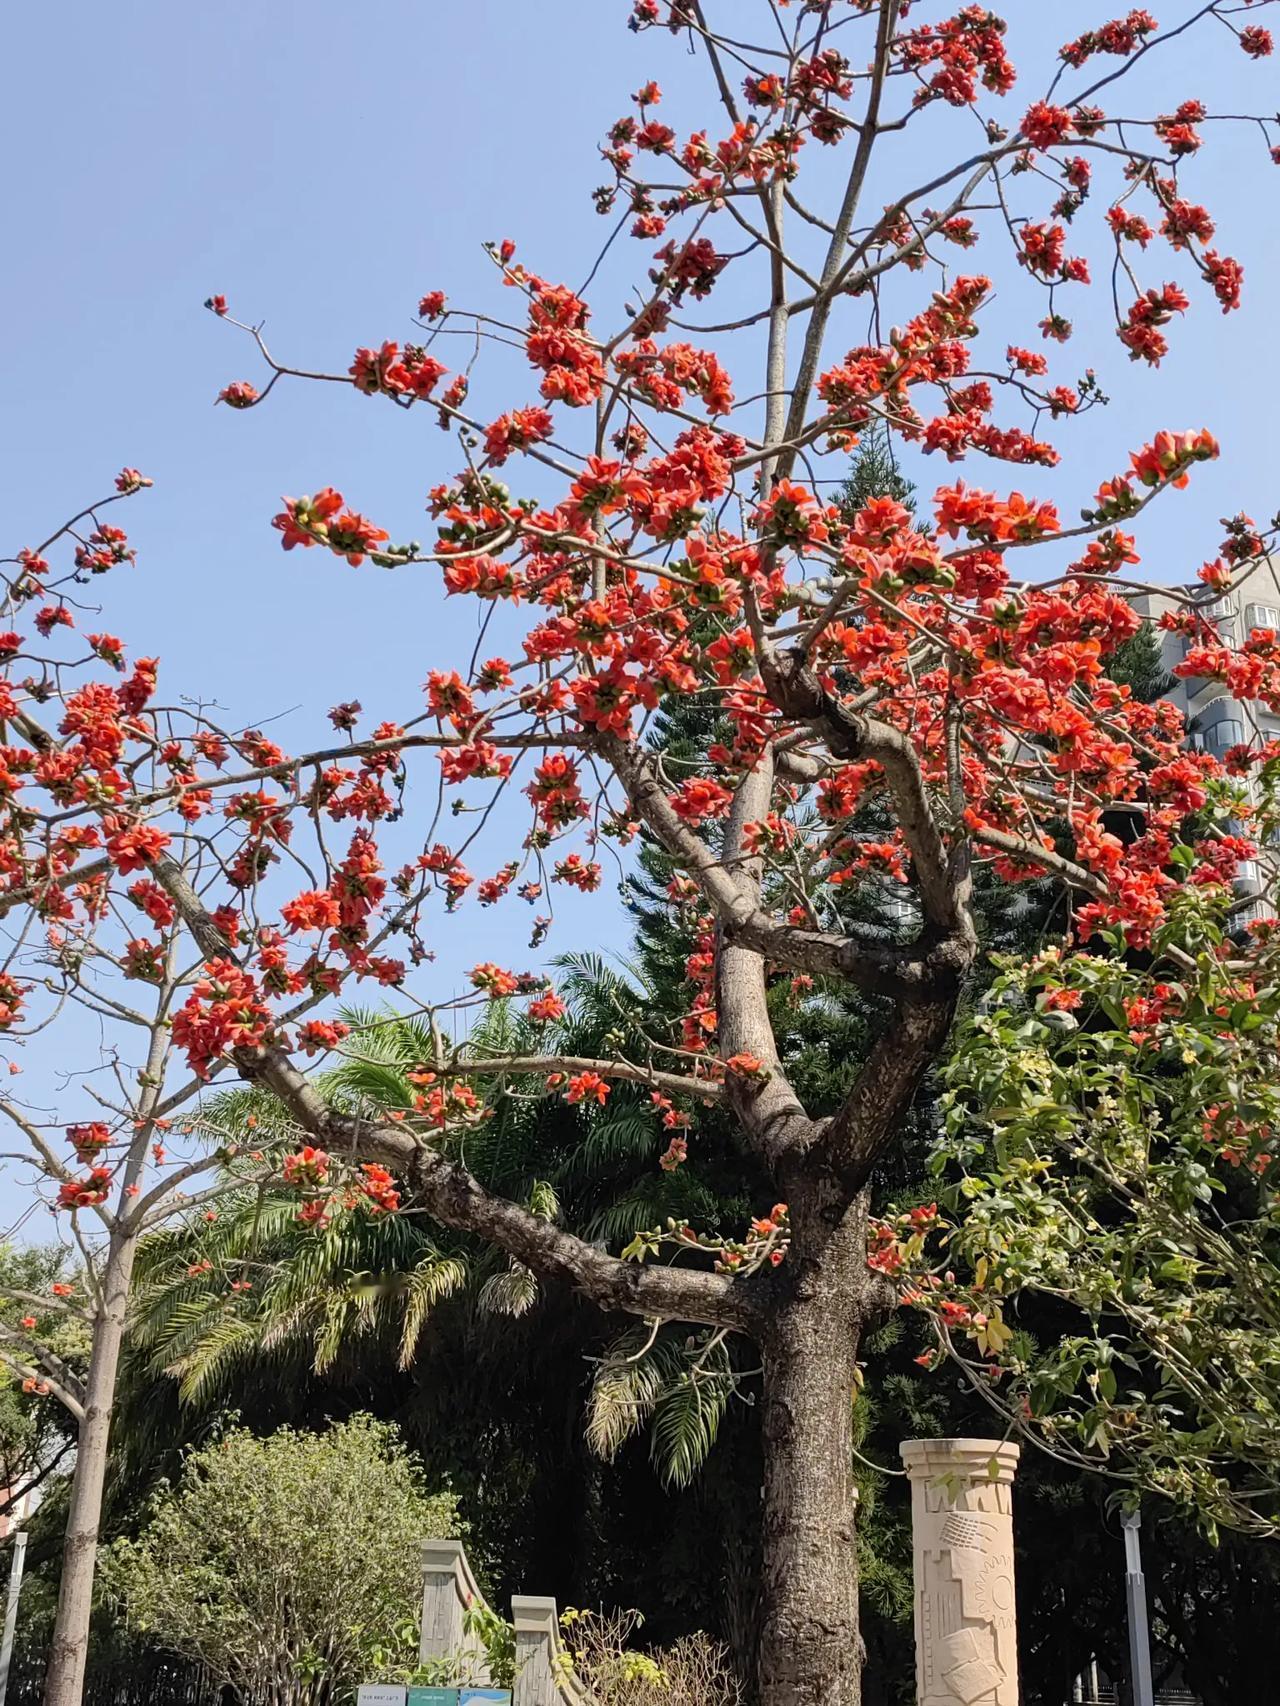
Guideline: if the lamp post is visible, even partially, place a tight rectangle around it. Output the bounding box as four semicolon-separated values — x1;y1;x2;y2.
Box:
0;1493;30;1706
1121;1509;1155;1706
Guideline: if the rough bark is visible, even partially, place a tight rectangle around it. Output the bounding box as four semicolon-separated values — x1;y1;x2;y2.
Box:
42;1232;136;1706
756;1184;879;1706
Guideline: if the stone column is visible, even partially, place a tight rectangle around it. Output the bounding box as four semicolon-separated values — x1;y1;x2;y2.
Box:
418;1538;491;1680
899;1439;1020;1706
512;1597;561;1706
512;1596;595;1706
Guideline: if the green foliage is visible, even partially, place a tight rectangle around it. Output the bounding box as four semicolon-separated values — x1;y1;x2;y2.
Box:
586;1328;687;1465
0;1243;85;1494
399;1602;518;1690
101;1415;457;1705
462;1601;518;1688
1108;618;1176;704
131;1187;468;1402
936;887;1280;1537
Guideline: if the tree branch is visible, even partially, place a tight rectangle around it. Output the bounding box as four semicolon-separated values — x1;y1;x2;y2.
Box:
820;993;957;1191
715;750;817;1167
146;855;762;1336
595;731;942;996
774;0;901;483
429;1052;725;1104
0;1331;86;1425
759;652;973;950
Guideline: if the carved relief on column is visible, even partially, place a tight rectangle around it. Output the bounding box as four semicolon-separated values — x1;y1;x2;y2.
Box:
899;1439;1020;1706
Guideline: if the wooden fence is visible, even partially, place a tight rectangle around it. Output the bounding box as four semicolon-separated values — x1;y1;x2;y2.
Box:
5;1649;225;1706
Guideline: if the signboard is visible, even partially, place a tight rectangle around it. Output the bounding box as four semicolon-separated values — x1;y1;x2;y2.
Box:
357;1689;407;1706
407;1692;460;1706
459;1693;512;1705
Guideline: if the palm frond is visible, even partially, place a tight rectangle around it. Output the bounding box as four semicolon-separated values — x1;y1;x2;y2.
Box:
140;1290;236;1373
326;1060;417;1113
649;1343;731;1489
257;1297;326;1354
583;1171;724;1245
585;1327;687;1462
338;1006;438;1059
561;1109;658;1182
477;1263;539;1318
461;997;528;1058
170;1313;263;1406
527;1178;560;1222
190;1084;302;1143
399;1253;468;1369
551;952;656;1043
313;1292;357;1374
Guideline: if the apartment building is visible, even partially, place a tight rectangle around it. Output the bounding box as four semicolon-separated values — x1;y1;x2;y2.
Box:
1128;556;1280;922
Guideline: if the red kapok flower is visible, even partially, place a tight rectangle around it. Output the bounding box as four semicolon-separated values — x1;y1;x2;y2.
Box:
282;1145;330;1188
565;1071;610;1106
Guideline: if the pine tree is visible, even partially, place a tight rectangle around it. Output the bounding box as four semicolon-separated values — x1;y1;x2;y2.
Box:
836;421;916;518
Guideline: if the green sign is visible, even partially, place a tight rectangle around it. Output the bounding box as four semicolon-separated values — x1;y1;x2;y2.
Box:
407;1692;459;1706
459;1693;512;1705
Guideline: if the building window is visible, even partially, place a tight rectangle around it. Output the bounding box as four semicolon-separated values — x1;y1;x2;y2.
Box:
1205;717;1244;749
1246;603;1280;632
1235;897;1275;932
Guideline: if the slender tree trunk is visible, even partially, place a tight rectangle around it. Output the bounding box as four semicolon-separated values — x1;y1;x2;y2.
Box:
42;1230;137;1706
756;1188;872;1706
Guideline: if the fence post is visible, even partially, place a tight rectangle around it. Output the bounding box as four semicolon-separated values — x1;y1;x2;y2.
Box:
511;1596;599;1706
418;1539;490;1681
0;1524;29;1706
511;1598;560;1706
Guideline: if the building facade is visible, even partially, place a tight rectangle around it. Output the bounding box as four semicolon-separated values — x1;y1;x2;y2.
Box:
1128;557;1280;924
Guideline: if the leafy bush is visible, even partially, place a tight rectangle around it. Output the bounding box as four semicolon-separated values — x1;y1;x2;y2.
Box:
102;1415;456;1705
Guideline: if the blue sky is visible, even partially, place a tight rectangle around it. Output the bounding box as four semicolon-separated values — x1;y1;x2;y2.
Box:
2;1;1278;1225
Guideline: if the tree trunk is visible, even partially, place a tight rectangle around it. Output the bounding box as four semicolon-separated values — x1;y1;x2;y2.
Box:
756;1190;870;1706
42;1230;136;1706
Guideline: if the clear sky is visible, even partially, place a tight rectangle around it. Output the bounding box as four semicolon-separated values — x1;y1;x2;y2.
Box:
2;1;1278;1226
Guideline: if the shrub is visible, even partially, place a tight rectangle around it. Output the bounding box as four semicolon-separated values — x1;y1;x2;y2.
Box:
559;1607;741;1706
102;1415;456;1705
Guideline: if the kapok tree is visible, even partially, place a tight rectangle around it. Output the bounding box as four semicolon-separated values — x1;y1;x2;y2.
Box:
8;4;1280;1702
0;506;345;1706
